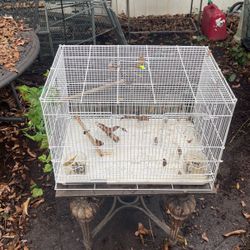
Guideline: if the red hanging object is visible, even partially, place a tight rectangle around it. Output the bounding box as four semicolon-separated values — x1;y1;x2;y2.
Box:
201;3;227;41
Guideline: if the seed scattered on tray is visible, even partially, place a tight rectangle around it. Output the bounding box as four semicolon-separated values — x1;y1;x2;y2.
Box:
177;147;182;156
163;158;167;167
154;137;158;145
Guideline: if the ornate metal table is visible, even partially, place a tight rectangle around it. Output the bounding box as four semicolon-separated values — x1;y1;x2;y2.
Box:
57;190;196;250
0;30;40;122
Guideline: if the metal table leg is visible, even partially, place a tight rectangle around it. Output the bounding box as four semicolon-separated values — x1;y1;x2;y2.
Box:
126;0;131;42
0;82;26;123
91;2;96;45
190;0;194;16
198;0;204;30
70;195;196;250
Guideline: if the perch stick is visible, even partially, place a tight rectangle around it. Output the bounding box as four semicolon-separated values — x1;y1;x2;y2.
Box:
97;123;120;142
75;116;104;157
120;115;149;121
65;79;125;100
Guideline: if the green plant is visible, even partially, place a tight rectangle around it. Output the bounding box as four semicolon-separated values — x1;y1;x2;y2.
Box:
18;85;53;174
43;70;49;78
39;154;53;173
228;73;237;83
30;184;43;198
230;45;250;66
18;85;48;149
193;35;206;42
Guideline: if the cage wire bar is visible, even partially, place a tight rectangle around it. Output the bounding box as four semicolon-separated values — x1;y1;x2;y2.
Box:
40;45;236;193
242;0;250;49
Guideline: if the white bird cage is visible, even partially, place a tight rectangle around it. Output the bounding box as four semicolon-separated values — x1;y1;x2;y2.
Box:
40;45;237;192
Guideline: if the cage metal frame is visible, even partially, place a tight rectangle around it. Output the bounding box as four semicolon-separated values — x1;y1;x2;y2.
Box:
40;45;237;193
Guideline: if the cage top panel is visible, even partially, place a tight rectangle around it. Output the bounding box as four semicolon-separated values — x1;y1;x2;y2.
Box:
40;45;237;104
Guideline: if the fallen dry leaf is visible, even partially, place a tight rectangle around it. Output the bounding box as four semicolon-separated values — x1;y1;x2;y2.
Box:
223;229;246;237
0;16;28;72
7;243;15;250
162;240;169;250
232;245;241;250
135;222;152;245
95;139;104;146
232;83;241;89
241;201;246;207
15;205;23;214
242;211;250;220
27;148;36;158
135;222;152;236
202;232;209;242
22;197;31;216
214;183;220;192
63;155;77;166
97;123;120;142
31;198;45;208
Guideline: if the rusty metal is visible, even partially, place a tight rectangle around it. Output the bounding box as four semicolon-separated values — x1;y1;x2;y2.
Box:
68;194;196;250
165;195;196;244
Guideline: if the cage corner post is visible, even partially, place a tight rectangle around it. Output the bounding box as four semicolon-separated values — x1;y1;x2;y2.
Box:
91;1;97;45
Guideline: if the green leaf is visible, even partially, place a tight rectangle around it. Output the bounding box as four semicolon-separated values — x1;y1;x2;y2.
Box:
43;70;50;78
195;35;206;42
238;52;244;57
231;47;238;52
38;154;47;163
40;137;48;149
228;73;237;82
31;187;43;198
47;154;51;161
43;163;53;173
24;132;45;142
18;85;48;150
18;86;43;103
30;184;37;190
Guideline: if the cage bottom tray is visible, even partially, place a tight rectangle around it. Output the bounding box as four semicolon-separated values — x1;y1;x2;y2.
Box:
57;117;212;185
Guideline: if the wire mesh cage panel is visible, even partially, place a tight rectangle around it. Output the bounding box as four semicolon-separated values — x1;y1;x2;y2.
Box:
40;45;237;192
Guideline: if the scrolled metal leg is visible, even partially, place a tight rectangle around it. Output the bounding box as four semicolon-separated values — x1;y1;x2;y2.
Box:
70;197;100;250
164;195;196;245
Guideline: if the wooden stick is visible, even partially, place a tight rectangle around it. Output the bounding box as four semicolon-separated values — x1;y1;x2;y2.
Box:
97;123;120;142
75;116;104;157
64;79;125;100
229;118;250;144
120;115;149;121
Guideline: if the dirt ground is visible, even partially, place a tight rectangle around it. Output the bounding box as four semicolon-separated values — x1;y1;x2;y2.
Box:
1;15;250;250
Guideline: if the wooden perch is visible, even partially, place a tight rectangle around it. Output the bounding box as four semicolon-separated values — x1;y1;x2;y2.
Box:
97;123;120;142
75;116;104;157
65;79;125;100
121;115;149;121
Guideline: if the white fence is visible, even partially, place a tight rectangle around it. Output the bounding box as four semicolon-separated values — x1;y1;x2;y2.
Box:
112;0;239;16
